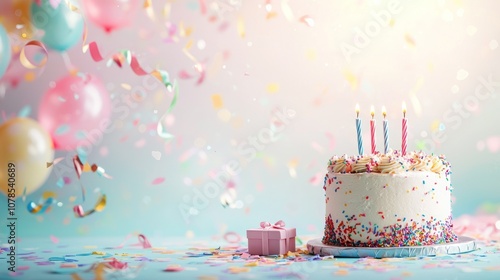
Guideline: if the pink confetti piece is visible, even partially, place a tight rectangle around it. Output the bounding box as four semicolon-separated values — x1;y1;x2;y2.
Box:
299;15;315;27
486;136;500;153
135;138;146;148
151;177;165;185
164;265;184;272
50;235;59;244
325;132;335;151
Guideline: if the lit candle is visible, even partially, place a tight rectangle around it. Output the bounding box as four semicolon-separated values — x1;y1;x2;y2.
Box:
355;104;364;155
370;106;376;154
382;106;389;154
402;102;407;156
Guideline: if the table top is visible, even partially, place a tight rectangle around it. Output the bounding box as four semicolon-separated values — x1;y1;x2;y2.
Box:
1;233;500;280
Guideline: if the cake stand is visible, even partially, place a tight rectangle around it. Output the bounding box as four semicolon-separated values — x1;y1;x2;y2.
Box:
307;236;476;258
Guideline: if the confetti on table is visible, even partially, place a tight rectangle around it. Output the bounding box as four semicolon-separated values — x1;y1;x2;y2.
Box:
164;264;184;272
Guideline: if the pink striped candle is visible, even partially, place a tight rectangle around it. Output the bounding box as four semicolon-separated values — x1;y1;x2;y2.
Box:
370;106;376;154
402;102;407;156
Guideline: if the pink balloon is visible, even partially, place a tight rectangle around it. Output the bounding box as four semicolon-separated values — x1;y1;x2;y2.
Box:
83;0;140;33
38;74;111;151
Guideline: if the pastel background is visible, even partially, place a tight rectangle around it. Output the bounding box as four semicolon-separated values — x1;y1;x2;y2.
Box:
0;0;499;241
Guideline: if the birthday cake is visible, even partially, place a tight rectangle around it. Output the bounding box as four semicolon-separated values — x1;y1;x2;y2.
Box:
322;150;458;247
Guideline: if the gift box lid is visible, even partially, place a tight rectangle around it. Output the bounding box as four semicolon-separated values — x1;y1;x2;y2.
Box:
246;227;296;240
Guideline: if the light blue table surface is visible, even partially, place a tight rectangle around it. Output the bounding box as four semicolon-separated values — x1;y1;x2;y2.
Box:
1;235;499;280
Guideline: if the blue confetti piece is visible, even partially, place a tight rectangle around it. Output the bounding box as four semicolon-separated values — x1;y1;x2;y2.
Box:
18;106;31;117
55;124;70;135
56;177;64;188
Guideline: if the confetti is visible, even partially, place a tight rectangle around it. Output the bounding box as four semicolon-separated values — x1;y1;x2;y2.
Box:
237;16;245;38
164;264;184;272
20;40;48;69
73;194;106;218
211;94;224;109
152;151;162;160
299;15;315;27
26;198;54;214
266;83;280;94
281;0;295;21
151;177;165;185
73;155;112;179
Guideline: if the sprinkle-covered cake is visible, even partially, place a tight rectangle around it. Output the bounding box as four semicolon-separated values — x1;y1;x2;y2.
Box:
322;150;458;247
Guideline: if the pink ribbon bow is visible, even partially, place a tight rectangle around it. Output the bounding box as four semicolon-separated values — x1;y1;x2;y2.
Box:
260;220;286;229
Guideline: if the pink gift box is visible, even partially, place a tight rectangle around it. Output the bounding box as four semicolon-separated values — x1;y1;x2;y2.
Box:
247;221;296;255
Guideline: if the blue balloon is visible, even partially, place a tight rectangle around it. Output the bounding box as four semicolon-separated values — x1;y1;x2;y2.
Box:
0;24;12;79
30;0;84;52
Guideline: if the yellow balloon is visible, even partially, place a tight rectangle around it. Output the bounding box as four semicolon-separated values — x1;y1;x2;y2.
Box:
0;117;54;197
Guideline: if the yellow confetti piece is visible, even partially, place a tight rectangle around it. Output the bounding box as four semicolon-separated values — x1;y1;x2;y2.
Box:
121;83;132;90
227;267;250;274
144;0;155;21
237;16;245;38
217;109;232;122
266;12;278;19
342;69;358;90
211;94;224;109
306;49;317;61
405;33;416;47
281;0;295;21
244;261;258;267
287;159;299;168
24;71;36;82
42;191;57;200
335;269;349;276
162;2;171;18
185;39;194;50
71;273;83;280
266;83;280;94
430;120;440;132
92;251;107;255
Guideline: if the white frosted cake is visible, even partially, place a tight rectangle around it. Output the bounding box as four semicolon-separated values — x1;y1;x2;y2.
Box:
322;150;458;247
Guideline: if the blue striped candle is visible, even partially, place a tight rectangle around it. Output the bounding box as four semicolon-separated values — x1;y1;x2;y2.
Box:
382;106;389;154
355;104;364;155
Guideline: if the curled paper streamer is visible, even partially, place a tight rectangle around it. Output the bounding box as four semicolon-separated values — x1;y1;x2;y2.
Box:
112;233;153;249
20;40;49;69
138;234;152;248
56;0;178;139
73;194;106;218
27;197;55;214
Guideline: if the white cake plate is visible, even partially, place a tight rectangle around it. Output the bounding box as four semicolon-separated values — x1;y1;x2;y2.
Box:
307;236;476;258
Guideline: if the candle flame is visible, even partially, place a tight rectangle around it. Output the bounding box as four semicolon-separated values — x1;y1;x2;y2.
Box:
355;103;360;117
370;105;375;118
402;102;407;117
382;106;387;118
